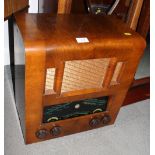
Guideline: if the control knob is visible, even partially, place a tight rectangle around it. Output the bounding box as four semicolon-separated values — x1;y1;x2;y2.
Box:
89;118;100;127
50;126;62;136
36;129;48;139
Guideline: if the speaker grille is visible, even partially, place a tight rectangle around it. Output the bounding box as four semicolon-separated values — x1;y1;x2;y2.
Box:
61;58;110;93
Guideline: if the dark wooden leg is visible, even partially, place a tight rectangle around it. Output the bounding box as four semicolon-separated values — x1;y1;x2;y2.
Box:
8;15;15;97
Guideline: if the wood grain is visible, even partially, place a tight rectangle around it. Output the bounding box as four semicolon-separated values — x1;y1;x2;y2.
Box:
4;0;13;19
126;0;144;30
4;0;28;19
13;0;29;14
58;0;72;14
136;0;150;38
53;62;65;95
14;13;146;144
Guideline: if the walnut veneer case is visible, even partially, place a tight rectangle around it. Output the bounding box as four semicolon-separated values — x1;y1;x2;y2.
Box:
13;13;146;144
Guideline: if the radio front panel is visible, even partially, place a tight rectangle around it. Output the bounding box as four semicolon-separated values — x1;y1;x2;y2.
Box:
44;58;125;96
43;96;109;123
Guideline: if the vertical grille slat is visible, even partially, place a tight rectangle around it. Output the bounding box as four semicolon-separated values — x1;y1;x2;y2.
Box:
110;62;123;85
45;68;55;95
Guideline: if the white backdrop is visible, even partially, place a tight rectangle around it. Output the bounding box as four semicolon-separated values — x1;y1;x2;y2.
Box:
4;0;38;65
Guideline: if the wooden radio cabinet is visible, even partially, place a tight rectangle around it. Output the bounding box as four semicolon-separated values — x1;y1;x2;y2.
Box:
14;12;145;144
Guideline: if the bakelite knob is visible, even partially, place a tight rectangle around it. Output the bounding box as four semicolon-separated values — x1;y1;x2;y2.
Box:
102;115;111;125
36;129;48;139
89;118;100;127
50;126;62;136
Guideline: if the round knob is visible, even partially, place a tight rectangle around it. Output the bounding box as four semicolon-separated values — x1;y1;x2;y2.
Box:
89;118;100;128
50;126;61;136
35;129;48;139
102;115;111;125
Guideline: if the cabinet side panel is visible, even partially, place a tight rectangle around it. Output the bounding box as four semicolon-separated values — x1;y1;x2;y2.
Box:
14;23;25;138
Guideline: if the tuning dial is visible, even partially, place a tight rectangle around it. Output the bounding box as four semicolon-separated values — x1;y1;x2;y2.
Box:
102;115;111;125
50;126;62;136
89;118;100;128
36;129;48;139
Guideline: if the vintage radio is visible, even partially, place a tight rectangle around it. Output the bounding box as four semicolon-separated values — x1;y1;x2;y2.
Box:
13;13;145;144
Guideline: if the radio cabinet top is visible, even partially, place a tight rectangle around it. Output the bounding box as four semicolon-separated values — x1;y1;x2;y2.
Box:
14;13;145;59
